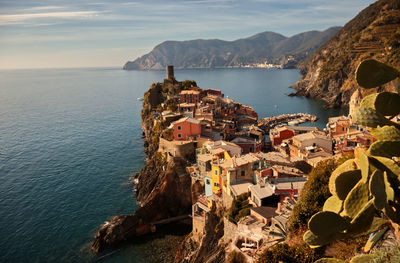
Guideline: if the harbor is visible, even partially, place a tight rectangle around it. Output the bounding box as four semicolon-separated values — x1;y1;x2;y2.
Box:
257;113;318;132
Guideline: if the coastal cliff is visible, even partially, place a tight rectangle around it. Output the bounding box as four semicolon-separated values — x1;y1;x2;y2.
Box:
291;0;400;108
92;79;195;254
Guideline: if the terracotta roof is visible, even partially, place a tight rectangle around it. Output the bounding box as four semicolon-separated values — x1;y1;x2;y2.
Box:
197;154;213;163
293;131;329;142
210;148;226;155
180;90;200;95
233;153;260;167
249;184;274;199
171;116;201;125
230;182;253;197
251;206;278;219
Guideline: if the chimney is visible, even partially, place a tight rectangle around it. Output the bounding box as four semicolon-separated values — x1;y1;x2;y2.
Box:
277;202;282;213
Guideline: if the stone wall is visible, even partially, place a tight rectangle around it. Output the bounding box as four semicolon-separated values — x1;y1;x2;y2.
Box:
223;217;237;244
159;138;195;160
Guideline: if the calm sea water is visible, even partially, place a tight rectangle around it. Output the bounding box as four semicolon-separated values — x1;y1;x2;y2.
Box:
0;68;345;263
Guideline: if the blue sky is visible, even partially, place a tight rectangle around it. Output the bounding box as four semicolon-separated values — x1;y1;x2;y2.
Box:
0;0;376;69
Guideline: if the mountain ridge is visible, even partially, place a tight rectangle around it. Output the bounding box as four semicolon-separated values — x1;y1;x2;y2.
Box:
291;0;400;108
123;27;341;70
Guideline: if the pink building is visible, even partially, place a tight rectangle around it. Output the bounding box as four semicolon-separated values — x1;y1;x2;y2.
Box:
171;117;202;141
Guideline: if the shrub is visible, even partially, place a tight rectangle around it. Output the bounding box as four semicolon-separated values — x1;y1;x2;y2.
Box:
258;243;323;263
228;192;251;223
167;103;178;112
288;154;353;232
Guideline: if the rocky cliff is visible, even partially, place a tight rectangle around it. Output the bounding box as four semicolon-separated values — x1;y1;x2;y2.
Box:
291;0;400;108
175;202;226;263
123;27;340;70
92;79;194;253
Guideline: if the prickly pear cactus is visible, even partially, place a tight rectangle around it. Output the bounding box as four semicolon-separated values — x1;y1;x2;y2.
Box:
304;59;400;249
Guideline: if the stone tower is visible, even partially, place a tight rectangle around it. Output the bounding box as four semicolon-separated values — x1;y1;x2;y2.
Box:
166;65;174;80
349;88;362;120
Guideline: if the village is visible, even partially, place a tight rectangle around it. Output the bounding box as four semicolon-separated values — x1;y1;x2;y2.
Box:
147;67;375;262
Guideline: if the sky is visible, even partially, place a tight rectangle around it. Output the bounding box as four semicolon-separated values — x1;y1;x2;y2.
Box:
0;0;377;69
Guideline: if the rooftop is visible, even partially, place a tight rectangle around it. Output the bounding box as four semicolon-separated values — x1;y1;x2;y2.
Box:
171;116;201;125
180;90;200;95
230;182;253;197
293;131;330;142
197;153;213;163
250;206;278;219
249;184;274;199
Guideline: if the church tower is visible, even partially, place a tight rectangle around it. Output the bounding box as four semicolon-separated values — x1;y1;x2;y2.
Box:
349;88;362;120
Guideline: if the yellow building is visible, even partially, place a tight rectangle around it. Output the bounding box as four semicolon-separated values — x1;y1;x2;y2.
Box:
210;148;232;194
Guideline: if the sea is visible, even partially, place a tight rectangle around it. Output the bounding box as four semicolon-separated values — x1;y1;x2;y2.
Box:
0;67;346;263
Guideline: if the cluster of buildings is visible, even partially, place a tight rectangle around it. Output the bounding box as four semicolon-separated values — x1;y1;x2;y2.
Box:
154;68;375;261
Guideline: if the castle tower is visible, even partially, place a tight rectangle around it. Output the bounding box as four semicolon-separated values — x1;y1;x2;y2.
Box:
166;65;174;80
349;88;362;120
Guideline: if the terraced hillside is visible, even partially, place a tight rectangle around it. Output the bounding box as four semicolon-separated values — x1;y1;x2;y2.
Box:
292;0;400;108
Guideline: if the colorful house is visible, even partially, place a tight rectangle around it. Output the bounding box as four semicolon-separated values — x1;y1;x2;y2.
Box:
180;90;200;104
269;127;295;147
171;117;202;141
289;131;332;157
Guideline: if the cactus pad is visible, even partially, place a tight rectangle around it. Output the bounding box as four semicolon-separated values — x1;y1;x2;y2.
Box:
369;140;400;158
334;170;361;200
329;159;357;195
355;59;399;89
370;170;386;209
383;171;395;202
343;181;369;218
374;92;400;116
303;230;337;248
308;211;349;237
352;107;392;128
323;195;343;213
356;148;370;183
370;125;400;141
370;156;400;179
349;254;375;263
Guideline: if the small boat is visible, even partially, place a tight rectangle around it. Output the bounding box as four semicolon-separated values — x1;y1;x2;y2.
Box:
137;97;144;101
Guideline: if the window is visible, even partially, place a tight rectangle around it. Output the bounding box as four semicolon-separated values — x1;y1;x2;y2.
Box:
249;147;253;152
214;183;219;187
215;170;218;175
206;179;210;185
177;125;182;130
178;133;182;138
241;171;245;177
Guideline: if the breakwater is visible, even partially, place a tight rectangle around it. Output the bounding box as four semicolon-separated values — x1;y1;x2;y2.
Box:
258;113;318;130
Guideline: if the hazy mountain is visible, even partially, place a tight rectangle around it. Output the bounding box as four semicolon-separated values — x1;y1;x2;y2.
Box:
123;27;340;70
291;0;400;108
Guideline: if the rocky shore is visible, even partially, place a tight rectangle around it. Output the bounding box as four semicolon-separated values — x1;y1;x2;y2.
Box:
92;78;194;254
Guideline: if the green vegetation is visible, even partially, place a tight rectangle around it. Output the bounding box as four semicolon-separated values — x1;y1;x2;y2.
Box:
181;80;197;89
167;103;177;112
228;192;251;223
304;60;400;252
315;245;400;263
288;154;353;232
258;243;322;263
162;128;174;141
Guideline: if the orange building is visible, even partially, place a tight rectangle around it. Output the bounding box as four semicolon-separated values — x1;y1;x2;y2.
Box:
171;117;202;141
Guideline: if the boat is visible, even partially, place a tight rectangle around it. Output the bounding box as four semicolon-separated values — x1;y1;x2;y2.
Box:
137;97;144;101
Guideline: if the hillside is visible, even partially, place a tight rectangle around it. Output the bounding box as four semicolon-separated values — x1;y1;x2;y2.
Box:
291;0;400;108
123;27;340;70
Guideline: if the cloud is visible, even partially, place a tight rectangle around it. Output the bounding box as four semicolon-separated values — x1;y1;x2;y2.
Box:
0;11;100;25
